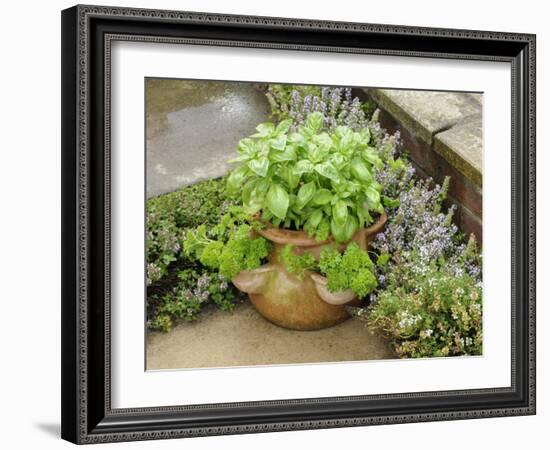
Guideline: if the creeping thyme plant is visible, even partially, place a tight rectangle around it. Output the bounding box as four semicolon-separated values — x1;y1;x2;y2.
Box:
349;175;483;357
146;178;247;332
147;82;483;358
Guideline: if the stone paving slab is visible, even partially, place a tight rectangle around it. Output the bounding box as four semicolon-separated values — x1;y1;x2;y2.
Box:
434;113;483;187
367;88;482;188
147;302;395;370
368;89;481;145
146;79;271;198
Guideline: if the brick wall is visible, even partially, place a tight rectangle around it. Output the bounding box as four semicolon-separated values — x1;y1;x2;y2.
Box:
366;89;483;244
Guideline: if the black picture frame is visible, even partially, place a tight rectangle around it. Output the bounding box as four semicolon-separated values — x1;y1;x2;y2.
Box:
61;4;536;444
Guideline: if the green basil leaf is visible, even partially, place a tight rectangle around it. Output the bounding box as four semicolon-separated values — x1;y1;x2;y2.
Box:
350;156;373;183
333;200;348;226
266;184;289;220
365;185;381;209
242;179;263;214
252;122;275;137
270;146;296;163
226;166;249;194
329;153;345;170
253;178;270;198
227;154;251;163
360;128;371;145
248;156;269;177
377;253;390;266
382;195;400;209
330;217;347;243
306;112;324;133
313;132;332;151
342;216;359;242
363;146;382;168
293;159;314;175
279;165;301;190
270;133;287;151
237;138;256;156
288;132;307;148
305;209;323;229
275;119;293;135
313;188;333;205
314;162;340;183
296;181;316;209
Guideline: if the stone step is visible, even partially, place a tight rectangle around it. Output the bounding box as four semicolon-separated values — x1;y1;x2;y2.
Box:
365;88;483;242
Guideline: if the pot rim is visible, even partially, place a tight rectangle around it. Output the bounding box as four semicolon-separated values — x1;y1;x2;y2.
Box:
255;210;387;247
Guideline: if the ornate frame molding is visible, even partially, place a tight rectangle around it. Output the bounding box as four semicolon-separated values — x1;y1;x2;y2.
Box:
61;4;536;444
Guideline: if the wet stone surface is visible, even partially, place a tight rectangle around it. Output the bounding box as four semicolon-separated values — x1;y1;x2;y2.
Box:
146;79;271;198
147;302;396;370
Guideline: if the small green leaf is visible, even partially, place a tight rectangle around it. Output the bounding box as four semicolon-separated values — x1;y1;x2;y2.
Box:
360;128;371;144
333;200;348;226
288;132;307;147
296;182;316;209
293;159;314;175
313;189;333;205
248;156;269;177
237;138;256;156
315;162;340;182
226;166;249;194
330;217;346;242
279;165;301;190
382;195;400;209
363;147;382;168
342;216;358;242
270;146;297;163
331;215;359;243
365;185;381;208
305;209;323;229
242;180;263;214
350;157;373;183
252;122;275;137
306;112;324;133
275;119;292;135
377;253;390;267
266;184;289;220
270;133;287;151
313;132;332;151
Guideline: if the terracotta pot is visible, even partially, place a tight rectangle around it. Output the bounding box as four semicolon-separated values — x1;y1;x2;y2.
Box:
309;273;357;305
232;211;387;331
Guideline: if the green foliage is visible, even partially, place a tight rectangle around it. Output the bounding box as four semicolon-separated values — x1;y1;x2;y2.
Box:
278;245;317;279
318;243;378;297
227;112;384;243
146;178;245;332
217;226;271;279
184;207;272;280
265;84;322;121
147;267;239;333
365;262;482;358
146;177;234;285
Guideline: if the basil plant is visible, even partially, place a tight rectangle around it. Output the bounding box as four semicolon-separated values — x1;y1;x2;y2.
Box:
227;112;384;243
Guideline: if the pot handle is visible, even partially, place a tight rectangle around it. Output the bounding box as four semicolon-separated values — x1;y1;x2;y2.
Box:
232;265;274;295
310;273;357;305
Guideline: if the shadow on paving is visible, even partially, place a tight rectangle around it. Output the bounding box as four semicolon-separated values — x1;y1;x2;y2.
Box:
146;302;396;370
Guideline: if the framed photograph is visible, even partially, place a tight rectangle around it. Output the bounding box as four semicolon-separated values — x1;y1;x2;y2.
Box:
61;4;536;444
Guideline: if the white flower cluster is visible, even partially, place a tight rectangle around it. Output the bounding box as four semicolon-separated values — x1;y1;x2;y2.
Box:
398;311;421;329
